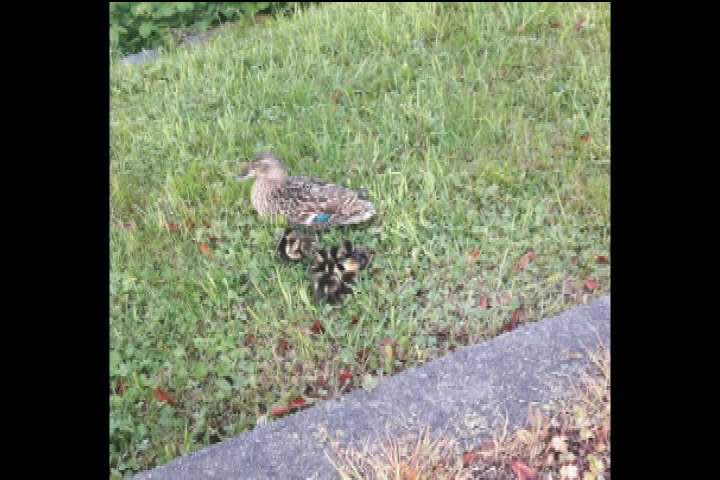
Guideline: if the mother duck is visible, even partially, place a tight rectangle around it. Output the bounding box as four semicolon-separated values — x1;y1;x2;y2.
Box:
236;152;376;229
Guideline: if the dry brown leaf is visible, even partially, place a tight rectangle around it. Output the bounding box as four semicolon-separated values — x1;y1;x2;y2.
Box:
200;243;213;258
310;319;325;334
400;463;417;480
469;247;482;265
511;461;538;480
114;377;126;395
478;295;490;309
516;251;536;271
463;451;479;467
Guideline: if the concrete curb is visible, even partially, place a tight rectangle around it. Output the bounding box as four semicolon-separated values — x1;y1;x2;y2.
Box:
133;296;610;480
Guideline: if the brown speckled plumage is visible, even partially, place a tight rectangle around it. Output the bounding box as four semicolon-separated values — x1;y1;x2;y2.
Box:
236;152;376;229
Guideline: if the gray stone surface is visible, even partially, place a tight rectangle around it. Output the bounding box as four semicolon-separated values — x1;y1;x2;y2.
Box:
133;296;610;480
117;24;226;67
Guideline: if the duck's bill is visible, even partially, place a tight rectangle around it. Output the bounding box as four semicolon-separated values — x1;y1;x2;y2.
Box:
235;170;253;181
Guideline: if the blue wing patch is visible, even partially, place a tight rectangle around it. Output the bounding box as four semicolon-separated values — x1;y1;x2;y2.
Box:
311;213;332;224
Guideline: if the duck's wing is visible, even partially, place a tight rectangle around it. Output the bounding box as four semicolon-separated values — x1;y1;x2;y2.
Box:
281;177;375;228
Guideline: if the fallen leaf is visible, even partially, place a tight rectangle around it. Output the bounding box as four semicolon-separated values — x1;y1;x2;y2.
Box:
468;247;481;265
400;463;417;480
595;425;608;452
501;308;523;333
154;388;176;406
356;348;370;363
114;378;126;395
275;339;290;355
584;279;597;291
478;295;490;309
310;320;325;334
516;251;536;271
463;451;479;467
200;243;213;258
270;404;290;417
551;22;561;28
595;255;609;264
167;223;180;232
511;461;538;480
338;371;353;383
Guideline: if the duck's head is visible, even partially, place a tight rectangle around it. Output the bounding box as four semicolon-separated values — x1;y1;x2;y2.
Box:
236;152;288;183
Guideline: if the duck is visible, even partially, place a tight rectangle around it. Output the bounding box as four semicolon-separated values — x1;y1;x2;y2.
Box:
276;228;316;261
311;249;362;305
235;152;376;229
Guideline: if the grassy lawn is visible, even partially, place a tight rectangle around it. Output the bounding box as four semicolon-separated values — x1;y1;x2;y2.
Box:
110;2;610;477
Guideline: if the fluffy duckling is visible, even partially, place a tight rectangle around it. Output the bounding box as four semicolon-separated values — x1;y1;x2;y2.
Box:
311;249;361;305
235;152;376;229
276;228;316;261
329;239;372;271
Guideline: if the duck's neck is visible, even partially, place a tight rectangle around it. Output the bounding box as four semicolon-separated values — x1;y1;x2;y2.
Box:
251;177;285;216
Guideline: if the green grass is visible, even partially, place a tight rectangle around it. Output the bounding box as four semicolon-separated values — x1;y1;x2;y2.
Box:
110;2;610;477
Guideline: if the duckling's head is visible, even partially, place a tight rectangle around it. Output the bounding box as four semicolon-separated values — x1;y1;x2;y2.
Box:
277;228;315;261
339;257;360;274
236;152;288;183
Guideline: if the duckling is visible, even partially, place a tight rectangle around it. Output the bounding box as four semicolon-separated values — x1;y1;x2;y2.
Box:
235;152;376;229
328;239;372;271
276;228;316;261
311;248;363;305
